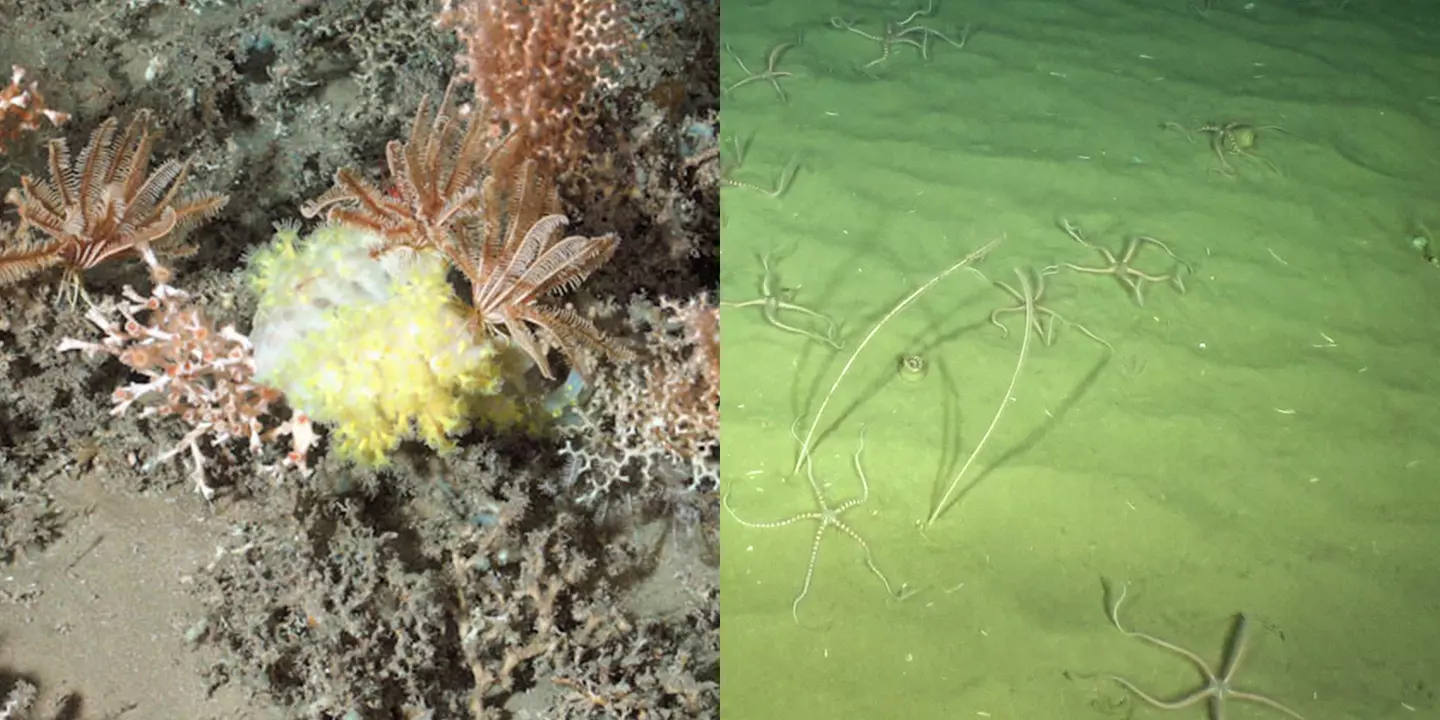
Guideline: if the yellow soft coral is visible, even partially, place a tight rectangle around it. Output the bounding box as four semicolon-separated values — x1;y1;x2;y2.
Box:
247;222;503;465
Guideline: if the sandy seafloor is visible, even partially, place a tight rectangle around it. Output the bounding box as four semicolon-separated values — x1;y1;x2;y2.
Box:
719;0;1440;718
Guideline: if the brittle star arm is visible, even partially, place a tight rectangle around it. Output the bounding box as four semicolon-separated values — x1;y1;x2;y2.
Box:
1063;241;1175;306
722;294;843;348
720;253;843;348
1104;583;1308;719
984;266;1114;350
829;17;884;42
723;42;793;102
722;425;908;624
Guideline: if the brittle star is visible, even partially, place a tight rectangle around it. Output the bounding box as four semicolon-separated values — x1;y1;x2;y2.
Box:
724;41;794;102
721;250;842;349
978;265;1112;351
1058;218;1193;307
1105;583;1308;720
829;0;970;68
713;134;799;198
723;424;908;625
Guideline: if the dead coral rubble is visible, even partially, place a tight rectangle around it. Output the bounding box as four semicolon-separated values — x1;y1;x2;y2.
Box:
196;447;716;719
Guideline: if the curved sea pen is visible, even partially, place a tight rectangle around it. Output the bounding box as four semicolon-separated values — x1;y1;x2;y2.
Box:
792;237;1000;476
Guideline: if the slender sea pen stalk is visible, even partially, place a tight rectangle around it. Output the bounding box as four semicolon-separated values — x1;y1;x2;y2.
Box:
923;267;1034;528
792;238;999;476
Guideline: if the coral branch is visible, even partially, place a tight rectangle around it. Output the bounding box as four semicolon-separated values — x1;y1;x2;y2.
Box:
559;294;719;515
0;65;68;154
436;0;631;177
58;282;310;498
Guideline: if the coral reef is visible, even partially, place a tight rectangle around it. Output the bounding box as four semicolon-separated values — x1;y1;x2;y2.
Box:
0;0;717;716
558;294;719;527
